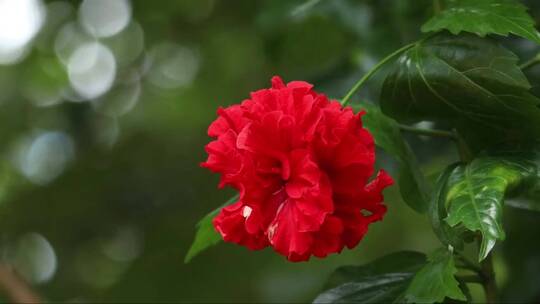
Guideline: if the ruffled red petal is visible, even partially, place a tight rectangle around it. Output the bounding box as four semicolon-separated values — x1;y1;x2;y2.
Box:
203;76;393;261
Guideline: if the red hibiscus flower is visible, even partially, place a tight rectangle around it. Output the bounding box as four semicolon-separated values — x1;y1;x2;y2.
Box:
202;76;393;262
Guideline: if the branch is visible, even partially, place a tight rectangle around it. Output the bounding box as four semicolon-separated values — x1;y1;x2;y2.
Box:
398;124;456;139
480;254;497;303
520;53;540;70
453;129;473;162
0;263;41;303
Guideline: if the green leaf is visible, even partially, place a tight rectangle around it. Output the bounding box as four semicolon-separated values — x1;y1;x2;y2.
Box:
184;195;238;263
429;163;466;249
380;33;540;151
314;251;426;304
422;0;540;44
356;103;431;213
444;152;538;260
405;248;466;303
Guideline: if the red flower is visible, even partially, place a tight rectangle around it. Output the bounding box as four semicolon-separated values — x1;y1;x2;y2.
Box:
202;76;393;262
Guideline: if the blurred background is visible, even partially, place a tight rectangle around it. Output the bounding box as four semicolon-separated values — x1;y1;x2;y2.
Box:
0;0;540;302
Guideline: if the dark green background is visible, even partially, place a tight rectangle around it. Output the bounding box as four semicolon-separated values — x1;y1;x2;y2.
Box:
0;0;539;302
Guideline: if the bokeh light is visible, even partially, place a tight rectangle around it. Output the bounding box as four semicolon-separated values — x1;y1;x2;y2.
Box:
75;239;131;289
36;1;74;51
0;0;45;64
104;21;145;67
92;75;141;117
54;22;92;64
92;116;120;148
79;0;131;38
13;131;75;185
8;233;57;284
147;43;200;89
101;226;143;263
67;42;117;100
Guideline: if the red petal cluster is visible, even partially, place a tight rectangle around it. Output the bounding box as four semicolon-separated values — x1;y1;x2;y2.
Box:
202;76;393;262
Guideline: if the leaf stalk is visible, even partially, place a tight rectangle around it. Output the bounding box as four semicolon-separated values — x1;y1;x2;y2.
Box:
519;53;540;70
341;42;416;106
480;253;497;303
399;124;456;139
453;129;473;163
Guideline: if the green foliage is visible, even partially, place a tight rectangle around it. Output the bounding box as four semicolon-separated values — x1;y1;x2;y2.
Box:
357;103;430;213
380;33;540;151
184;195;238;263
314;251;426;303
188;0;540;301
405;248;466;303
422;0;540;44
5;0;540;301
443;152;538;260
429;163;466;249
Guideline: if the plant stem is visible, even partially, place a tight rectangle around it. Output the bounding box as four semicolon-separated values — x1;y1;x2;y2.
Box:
480;253;497;303
520;53;540;70
398;124;455;139
452;129;473;162
341;42;416;106
0;263;41;303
